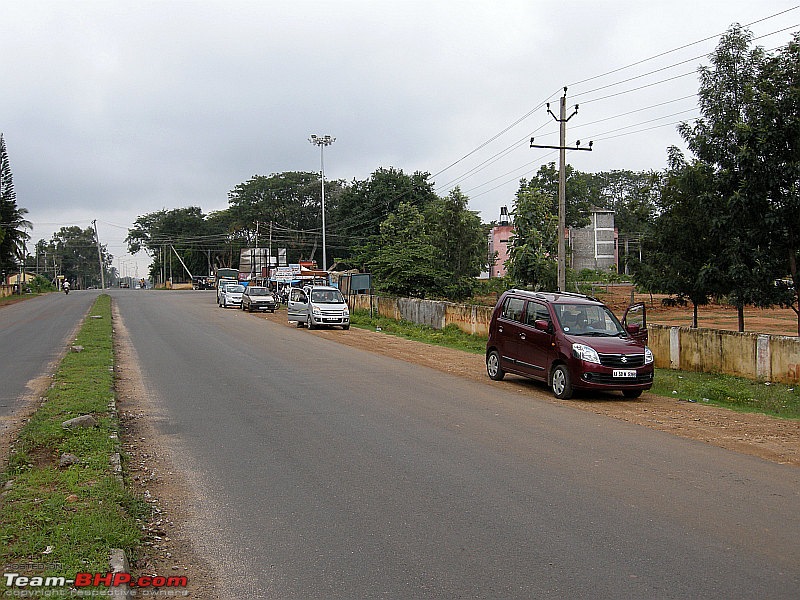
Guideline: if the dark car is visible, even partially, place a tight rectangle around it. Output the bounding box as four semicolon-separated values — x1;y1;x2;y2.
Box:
485;290;654;399
241;286;277;313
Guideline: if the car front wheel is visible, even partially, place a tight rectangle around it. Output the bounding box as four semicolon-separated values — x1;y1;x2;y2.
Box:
486;350;505;381
551;364;573;399
307;316;316;330
623;389;642;399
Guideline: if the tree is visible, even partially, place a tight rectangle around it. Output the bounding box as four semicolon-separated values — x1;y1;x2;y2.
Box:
586;169;660;236
366;202;447;298
42;226;111;289
517;162;592;231
748;32;800;334
226;171;344;266
634;148;722;327
333;167;438;261
0;134;31;274
127;207;225;282
423;187;488;299
677;24;773;331
506;186;559;290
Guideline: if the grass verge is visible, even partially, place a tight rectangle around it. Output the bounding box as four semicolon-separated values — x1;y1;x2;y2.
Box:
350;309;799;419
0;294;146;583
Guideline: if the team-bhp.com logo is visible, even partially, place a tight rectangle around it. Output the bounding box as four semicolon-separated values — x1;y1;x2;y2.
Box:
4;571;188;595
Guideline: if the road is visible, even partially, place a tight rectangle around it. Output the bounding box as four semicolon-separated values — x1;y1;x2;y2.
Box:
112;289;799;599
0;290;99;423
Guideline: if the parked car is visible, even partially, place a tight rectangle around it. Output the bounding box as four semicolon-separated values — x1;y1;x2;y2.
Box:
219;284;245;308
216;278;239;304
485;289;653;399
287;286;350;330
241;286;277;313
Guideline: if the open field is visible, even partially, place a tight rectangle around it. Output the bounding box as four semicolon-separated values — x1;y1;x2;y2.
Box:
590;284;799;337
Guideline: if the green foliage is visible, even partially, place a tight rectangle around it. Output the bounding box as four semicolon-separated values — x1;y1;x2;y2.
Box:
506;186;559;290
665;25;797;332
127;206;227;282
0;134;31;273
333;167;438;257
634;149;720;326
367;202;448;298
518;162;592;229
586;169;660;236
36;226;110;289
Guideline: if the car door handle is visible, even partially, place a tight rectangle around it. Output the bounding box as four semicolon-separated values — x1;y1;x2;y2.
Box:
498;326;504;333
519;333;526;340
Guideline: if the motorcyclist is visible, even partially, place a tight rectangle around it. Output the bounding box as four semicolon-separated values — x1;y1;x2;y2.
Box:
63;281;70;294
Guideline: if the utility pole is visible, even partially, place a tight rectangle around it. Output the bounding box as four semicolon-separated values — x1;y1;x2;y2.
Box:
91;220;106;289
530;87;592;292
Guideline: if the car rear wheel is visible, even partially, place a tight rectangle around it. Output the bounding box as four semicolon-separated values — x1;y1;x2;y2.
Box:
486;350;505;381
622;389;642;399
551;364;573;399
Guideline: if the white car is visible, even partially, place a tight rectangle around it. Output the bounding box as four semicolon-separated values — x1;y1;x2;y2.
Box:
219;284;245;308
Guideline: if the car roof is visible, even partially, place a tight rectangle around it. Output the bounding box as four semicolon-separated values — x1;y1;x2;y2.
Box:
502;289;603;306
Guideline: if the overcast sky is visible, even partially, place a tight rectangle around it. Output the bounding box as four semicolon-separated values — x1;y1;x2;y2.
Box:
2;1;798;276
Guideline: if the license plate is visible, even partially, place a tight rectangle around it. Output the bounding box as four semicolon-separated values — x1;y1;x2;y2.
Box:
613;369;637;378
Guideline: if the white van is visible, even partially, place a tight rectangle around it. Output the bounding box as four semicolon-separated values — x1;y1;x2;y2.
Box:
287;286;350;330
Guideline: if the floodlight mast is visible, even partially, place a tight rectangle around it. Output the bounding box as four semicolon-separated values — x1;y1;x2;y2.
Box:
308;135;336;271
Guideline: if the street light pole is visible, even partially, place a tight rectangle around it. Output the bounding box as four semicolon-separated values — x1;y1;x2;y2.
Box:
308;134;335;271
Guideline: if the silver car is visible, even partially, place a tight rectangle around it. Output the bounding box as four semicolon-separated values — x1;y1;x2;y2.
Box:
219;284;245;308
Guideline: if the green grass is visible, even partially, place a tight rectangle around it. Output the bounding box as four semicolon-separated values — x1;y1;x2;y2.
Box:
0;294;147;580
350;309;486;353
651;368;800;419
351;309;799;419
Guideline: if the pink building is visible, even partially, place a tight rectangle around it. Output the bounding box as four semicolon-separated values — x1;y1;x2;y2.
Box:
488;206;513;278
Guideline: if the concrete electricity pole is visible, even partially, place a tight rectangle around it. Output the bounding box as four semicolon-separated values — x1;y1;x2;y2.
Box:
91;220;106;289
530;87;592;292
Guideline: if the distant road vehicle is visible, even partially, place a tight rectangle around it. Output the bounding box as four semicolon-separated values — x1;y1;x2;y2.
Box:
241;286;277;313
216;278;239;305
219;284;245;309
287;286;350;330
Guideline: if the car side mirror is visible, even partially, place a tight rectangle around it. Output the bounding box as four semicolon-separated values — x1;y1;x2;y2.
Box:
534;319;550;332
626;324;640;334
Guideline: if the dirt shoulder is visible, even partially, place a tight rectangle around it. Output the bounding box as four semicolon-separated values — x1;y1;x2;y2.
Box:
263;308;800;466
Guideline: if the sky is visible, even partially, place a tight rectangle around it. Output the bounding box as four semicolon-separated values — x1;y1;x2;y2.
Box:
1;0;799;278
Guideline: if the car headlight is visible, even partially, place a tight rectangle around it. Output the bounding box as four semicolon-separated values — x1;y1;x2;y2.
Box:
313;306;322;315
572;343;601;364
644;346;654;365
343;308;349;316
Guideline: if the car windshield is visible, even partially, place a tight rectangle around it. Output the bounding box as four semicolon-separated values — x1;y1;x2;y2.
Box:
248;288;270;296
230;285;245;293
553;303;625;336
310;289;345;303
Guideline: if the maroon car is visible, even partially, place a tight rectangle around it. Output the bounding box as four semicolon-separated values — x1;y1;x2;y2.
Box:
486;290;654;399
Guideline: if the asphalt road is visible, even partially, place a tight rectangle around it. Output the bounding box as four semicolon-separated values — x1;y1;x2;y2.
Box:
0;290;99;420
113;289;800;599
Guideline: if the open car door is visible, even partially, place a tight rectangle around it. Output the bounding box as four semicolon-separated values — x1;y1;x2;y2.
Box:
622;302;648;345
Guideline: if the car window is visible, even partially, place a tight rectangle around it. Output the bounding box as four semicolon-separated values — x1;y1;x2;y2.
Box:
501;297;525;323
525;301;550;326
231;285;244;293
311;289;344;303
554;303;624;336
290;289;307;302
